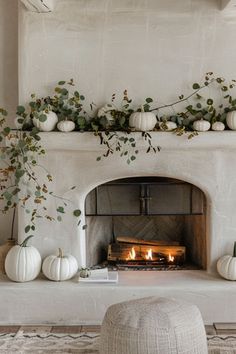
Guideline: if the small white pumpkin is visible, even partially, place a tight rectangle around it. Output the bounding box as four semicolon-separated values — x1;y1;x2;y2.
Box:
226;111;236;130
33;111;58;132
159;121;177;131
129;109;157;132
97;104;116;127
193;119;210;132
57;120;75;132
5;236;41;282
217;242;236;280
42;248;78;281
211;121;225;131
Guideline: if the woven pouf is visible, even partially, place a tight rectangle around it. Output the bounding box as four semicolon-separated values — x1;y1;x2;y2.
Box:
100;297;208;354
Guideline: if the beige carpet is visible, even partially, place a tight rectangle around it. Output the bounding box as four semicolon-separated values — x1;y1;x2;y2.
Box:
0;331;235;353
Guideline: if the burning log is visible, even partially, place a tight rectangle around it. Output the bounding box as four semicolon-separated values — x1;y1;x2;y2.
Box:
108;242;185;267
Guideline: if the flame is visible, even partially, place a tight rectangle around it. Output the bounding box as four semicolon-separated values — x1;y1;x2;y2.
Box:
127;247;136;260
168;253;174;262
145;248;153;260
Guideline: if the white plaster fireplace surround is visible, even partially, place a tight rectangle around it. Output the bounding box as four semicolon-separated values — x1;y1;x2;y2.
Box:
18;131;236;274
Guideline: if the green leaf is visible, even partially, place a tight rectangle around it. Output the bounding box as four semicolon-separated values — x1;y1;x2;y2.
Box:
58;81;66;85
57;206;65;214
73;209;81;217
145;97;153;103
192;83;200;90
207;98;213;105
25;225;31;233
15;169;25;179
39;114;47;122
17;105;25;114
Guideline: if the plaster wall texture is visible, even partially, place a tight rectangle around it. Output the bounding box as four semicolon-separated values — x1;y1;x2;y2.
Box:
19;0;236;108
0;0;18;242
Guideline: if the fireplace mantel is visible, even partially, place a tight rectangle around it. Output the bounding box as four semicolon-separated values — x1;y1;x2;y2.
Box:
38;131;236;151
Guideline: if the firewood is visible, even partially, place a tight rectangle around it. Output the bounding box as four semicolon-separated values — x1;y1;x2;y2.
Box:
116;236;179;246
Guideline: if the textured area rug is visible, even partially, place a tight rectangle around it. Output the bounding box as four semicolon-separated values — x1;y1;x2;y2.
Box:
0;332;235;353
208;335;236;353
0;331;100;353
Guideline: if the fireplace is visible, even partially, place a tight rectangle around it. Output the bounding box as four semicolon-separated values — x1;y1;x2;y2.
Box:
16;131;236;275
85;176;206;270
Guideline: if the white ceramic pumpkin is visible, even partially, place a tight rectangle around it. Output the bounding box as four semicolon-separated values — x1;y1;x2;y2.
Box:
33;111;58;132
193;119;210;132
211;121;225;131
42;248;78;281
5;236;41;282
217;243;236;280
129;111;157;132
97;104;116;127
159;121;177;131
226;111;236;130
57;120;75;132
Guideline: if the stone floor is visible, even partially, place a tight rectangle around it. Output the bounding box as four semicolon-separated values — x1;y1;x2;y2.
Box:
0;324;236;335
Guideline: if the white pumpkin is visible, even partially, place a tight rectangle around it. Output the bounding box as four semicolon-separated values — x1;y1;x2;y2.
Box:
193;119;210;132
129;111;157;132
217;243;236;280
226;111;236;130
42;248;78;281
97;104;116;126
57;120;75;132
211;121;225;131
5;236;41;282
159;121;177;131
33;111;58;132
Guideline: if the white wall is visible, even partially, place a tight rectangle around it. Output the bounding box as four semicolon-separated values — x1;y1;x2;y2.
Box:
0;0;18;242
19;0;236;113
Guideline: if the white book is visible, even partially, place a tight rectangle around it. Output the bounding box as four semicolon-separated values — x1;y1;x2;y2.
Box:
78;270;118;283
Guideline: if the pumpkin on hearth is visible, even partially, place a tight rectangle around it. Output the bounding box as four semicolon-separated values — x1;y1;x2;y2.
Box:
5;236;41;282
42;248;78;281
217;242;236;280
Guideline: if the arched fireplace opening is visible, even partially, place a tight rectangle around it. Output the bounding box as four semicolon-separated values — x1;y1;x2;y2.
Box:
85;177;206;270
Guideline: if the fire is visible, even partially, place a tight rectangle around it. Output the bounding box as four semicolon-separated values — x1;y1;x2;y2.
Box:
168;253;174;262
127;247;136;260
145;248;153;260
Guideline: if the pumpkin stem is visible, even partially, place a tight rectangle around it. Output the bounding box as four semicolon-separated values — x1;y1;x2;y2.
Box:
20;235;34;247
233;242;236;257
58;248;63;258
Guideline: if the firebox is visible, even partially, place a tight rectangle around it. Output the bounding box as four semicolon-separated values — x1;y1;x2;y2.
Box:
85;177;206;270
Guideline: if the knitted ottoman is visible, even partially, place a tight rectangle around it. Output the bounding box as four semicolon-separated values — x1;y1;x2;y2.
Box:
100;297;208;354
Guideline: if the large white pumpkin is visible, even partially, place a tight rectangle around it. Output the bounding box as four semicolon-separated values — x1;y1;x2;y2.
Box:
5;236;41;282
42;248;78;281
226;111;236;130
217;243;236;280
129;111;157;132
57;120;75;132
193;119;210;132
33;111;58;132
